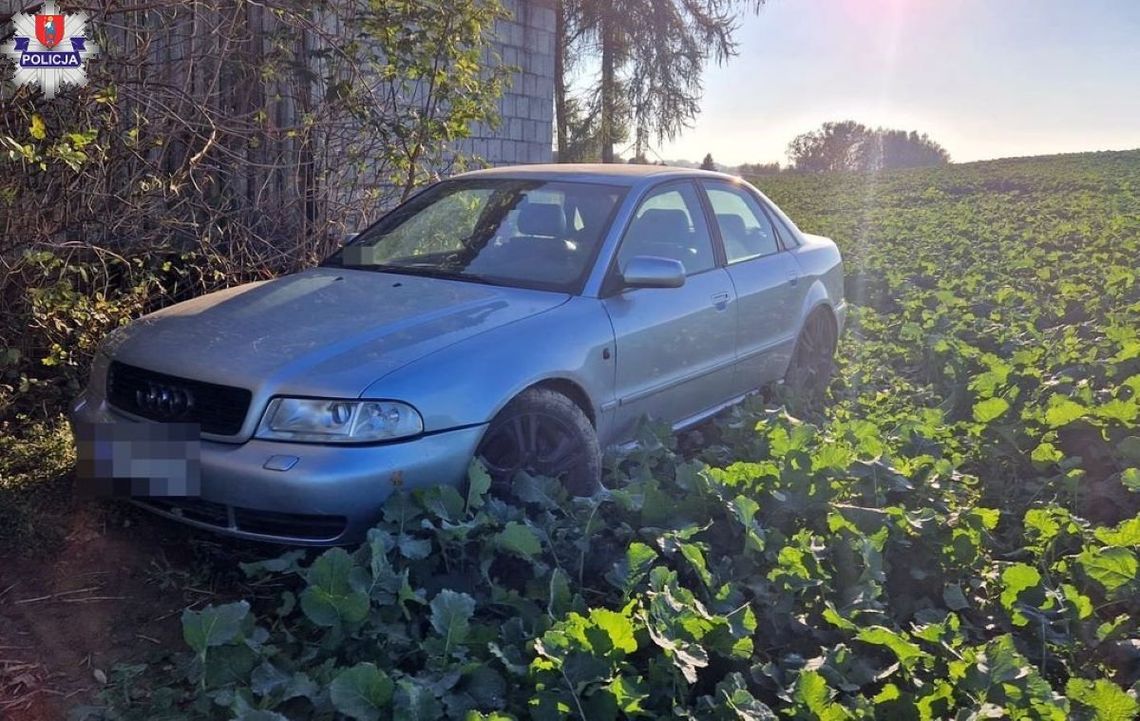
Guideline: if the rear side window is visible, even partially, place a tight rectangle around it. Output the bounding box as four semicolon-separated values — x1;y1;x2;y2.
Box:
756;194;803;248
703;182;780;263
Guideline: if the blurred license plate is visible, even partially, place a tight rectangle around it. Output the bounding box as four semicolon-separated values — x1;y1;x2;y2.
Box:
75;421;201;497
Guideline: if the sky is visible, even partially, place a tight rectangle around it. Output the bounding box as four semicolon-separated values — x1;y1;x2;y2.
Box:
647;0;1140;166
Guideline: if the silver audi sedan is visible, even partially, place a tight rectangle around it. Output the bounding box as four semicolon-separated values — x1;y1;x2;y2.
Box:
69;164;845;544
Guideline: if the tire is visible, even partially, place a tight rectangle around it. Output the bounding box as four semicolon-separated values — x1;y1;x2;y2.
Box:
783;310;838;405
476;388;602;496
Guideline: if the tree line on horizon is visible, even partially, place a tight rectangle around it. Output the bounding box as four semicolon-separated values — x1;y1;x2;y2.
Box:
575;120;951;175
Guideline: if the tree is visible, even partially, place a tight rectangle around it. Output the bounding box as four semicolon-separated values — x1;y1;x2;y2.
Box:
787;120;950;172
866;129;951;170
786;120;872;173
737;161;780;176
700;153;717;171
556;0;765;163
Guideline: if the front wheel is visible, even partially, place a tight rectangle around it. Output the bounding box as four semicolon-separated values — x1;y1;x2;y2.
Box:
476;388;601;496
783;310;838;405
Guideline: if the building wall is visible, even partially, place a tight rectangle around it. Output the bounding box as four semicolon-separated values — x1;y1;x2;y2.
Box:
456;0;555;166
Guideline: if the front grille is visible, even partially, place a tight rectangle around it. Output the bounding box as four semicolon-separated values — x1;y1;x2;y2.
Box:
107;361;251;435
144;498;230;526
233;507;347;540
140;499;347;541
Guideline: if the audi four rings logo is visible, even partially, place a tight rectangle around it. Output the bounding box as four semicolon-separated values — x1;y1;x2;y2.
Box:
135;381;194;417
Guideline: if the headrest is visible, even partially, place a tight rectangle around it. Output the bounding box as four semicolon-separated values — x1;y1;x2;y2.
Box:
629;208;691;240
716;213;748;239
517;202;565;237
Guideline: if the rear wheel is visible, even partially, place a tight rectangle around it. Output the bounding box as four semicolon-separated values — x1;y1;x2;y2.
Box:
784;310;838;404
477;388;601;496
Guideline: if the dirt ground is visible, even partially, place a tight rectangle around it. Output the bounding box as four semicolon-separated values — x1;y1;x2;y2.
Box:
0;504;283;720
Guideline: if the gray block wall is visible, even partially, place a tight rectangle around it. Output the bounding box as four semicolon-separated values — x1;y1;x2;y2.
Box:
457;0;555;166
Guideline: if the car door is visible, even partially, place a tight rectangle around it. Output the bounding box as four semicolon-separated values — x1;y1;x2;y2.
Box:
601;180;738;437
701;180;804;393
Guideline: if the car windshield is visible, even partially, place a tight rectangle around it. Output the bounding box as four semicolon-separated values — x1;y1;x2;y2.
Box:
325;179;627;293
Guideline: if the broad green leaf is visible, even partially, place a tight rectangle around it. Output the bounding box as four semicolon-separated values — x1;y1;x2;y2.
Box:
1078;547;1138;596
677;542;712;587
606;542;658;594
421;485;465;521
1024;508;1062;547
330;663;394;721
970;507;1001;531
1061;584;1093;620
239;550;306;578
729;494;760;527
822;605;857;630
972;397;1010;423
1045;397;1087;427
398;534;432;559
716;672;777;720
1093;516;1140;547
465;458;492;511
1122;468;1140;492
1095;398;1138;423
300;548;370;627
393;678;443;721
1030;441;1064;464
608;675;650;715
588;608;638;655
250;661;290;697
793;670;850;721
203;643;257;688
812;442;854;470
512;471;566;509
181;601;249;654
1000;563;1041;624
855;626;924;667
430;589;476;651
548;566;573;618
1065;677;1139;721
494;521;542;560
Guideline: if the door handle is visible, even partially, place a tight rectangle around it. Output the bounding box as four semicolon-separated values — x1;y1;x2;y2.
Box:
787;269;799;286
711;291;731;310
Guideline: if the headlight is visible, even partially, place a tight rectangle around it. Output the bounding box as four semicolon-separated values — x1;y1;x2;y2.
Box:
255;398;424;443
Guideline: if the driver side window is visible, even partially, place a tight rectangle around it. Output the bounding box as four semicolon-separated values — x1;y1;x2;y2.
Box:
616;182;715;276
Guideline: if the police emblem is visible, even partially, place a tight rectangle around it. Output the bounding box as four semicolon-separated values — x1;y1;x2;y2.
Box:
3;2;99;99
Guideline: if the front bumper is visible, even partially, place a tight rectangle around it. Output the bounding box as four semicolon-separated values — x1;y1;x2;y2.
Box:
69;390;485;545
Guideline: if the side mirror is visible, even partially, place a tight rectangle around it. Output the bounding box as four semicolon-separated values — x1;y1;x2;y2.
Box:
621;256;686;289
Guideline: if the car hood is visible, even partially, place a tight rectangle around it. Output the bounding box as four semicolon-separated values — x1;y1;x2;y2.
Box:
108;267;570;397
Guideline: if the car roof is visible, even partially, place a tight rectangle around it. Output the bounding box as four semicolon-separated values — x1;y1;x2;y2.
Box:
452;163;743;188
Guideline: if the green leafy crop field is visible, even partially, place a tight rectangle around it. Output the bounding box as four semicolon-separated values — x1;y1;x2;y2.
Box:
88;151;1140;720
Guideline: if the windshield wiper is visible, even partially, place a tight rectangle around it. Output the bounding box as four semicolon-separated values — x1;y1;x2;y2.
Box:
341;263;509;288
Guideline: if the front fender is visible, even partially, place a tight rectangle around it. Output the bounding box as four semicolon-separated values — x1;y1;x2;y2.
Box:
361;297;617;439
